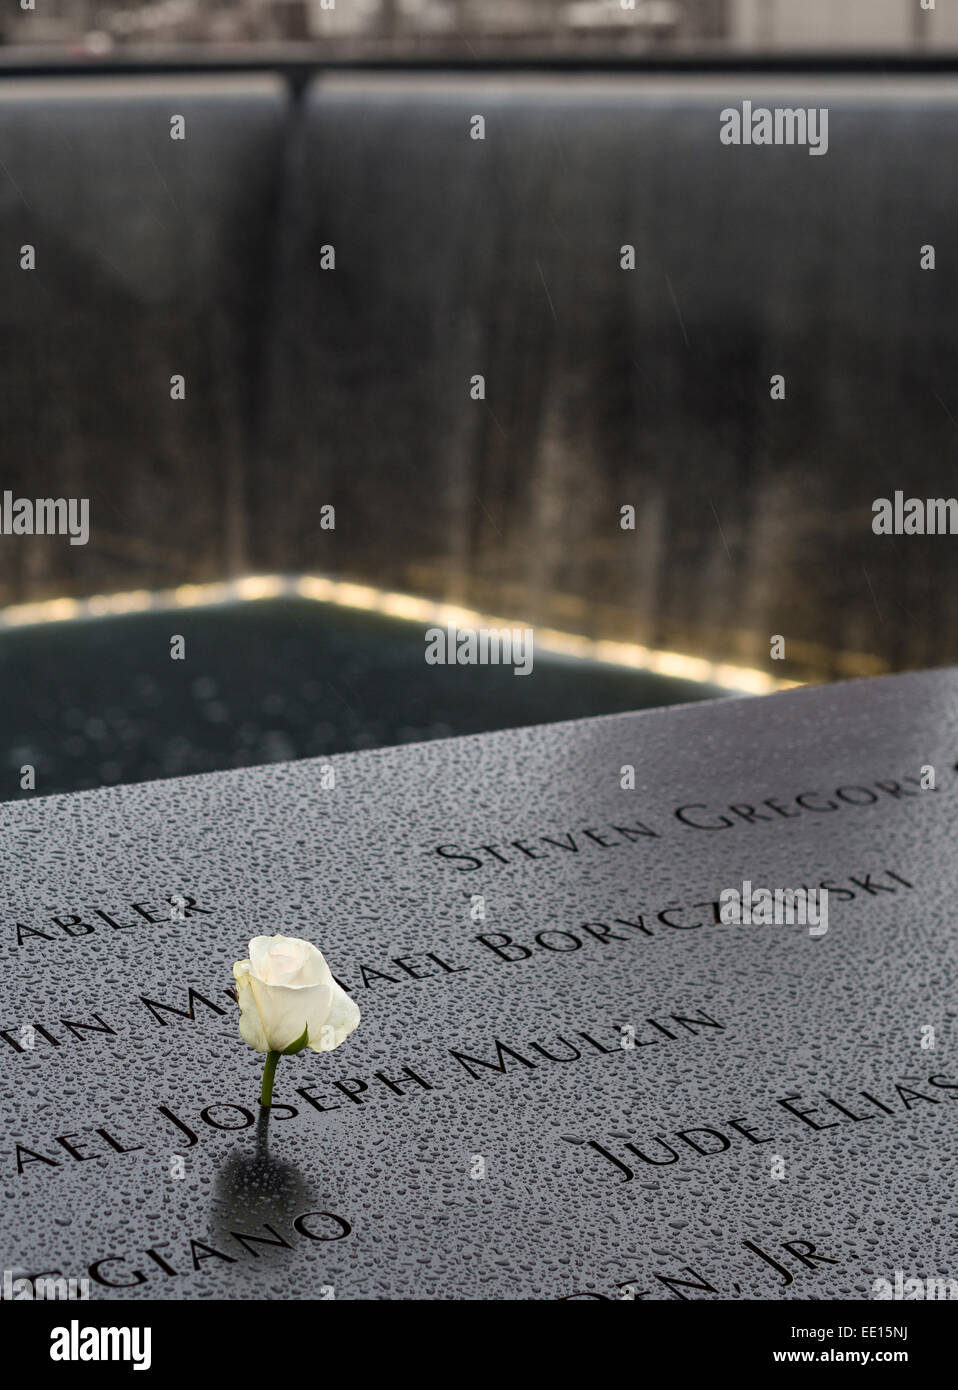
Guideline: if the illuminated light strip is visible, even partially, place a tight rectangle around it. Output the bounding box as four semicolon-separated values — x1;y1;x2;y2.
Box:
592;640;651;668
644;648;716;684
378;591;439;622
333;581;386;611
0;572;800;695
712;664;788;696
173;581;234;607
86;590;153;617
432;602;488;629
536;627;596;661
2;596;82;626
295;575;337;603
232;574;288;602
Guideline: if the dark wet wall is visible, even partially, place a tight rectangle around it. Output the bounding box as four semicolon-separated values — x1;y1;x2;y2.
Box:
0;71;955;683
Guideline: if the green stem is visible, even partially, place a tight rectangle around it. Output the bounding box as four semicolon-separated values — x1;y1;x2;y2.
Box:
260;1050;280;1108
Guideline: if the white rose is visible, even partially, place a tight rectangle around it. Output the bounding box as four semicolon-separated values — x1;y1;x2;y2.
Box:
233;934;360;1055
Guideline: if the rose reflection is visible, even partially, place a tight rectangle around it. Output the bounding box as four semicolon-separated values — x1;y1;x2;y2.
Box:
210;1106;311;1255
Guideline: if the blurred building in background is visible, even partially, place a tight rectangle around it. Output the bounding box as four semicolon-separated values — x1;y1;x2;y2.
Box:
3;0;958;56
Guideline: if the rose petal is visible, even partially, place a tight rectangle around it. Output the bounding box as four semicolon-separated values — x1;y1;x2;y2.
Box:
233;959;269;1053
308;979;361;1053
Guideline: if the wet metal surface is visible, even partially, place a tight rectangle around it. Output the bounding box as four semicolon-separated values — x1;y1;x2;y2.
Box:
0;666;955;1298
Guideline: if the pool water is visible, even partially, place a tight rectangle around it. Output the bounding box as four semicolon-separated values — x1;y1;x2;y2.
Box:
0;599;728;798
